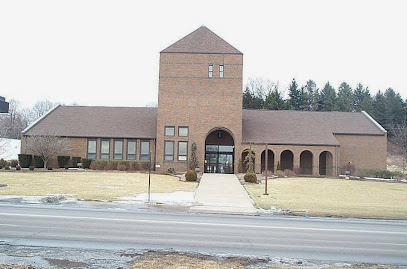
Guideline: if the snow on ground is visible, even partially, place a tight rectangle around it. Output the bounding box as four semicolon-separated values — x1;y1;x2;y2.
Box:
0;138;20;160
118;191;196;206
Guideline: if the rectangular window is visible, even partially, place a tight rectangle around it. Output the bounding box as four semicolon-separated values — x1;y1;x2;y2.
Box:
208;65;213;78
127;140;137;160
178;141;188;161
114;140;123;160
178;126;189;137
164;126;175;136
164;141;174;161
100;139;110;159
87;139;97;159
140;140;150;161
219;65;224;78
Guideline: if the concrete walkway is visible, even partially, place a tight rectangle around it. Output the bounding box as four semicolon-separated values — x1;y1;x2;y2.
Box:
190;174;257;214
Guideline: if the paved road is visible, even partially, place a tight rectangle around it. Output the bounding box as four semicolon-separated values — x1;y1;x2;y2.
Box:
0;204;406;266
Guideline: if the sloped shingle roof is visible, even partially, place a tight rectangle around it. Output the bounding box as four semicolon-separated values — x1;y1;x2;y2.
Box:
161;26;242;54
242;110;386;146
24;106;157;139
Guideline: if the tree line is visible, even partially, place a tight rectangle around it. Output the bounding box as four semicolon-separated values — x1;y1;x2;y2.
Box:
243;78;407;138
0;100;60;139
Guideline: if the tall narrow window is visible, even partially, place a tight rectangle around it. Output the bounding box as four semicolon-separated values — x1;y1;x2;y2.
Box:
127;140;137;160
165;126;175;136
114;140;123;160
140;140;150;161
219;65;224;78
87;139;97;159
178;126;188;137
100;139;110;159
164;141;174;161
208;65;213;78
178;141;188;161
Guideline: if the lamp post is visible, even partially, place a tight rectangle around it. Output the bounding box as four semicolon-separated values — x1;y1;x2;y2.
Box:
264;143;269;195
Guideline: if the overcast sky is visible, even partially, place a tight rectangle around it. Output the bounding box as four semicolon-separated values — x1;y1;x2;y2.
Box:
1;0;406;108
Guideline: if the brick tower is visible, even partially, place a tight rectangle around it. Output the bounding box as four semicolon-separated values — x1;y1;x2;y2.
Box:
156;26;243;173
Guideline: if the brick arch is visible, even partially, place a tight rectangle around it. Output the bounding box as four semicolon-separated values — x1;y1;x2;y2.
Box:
280;150;294;171
204;128;235;174
319;151;334;176
300;150;313;175
261;149;275;173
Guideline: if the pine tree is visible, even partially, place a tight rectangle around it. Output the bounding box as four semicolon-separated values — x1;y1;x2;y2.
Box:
288;78;301;110
188;142;199;170
336;82;354;112
319;82;337;111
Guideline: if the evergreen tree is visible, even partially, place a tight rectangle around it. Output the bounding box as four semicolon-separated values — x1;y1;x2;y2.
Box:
288;78;302;110
372;90;387;128
264;88;287;110
319;82;337;111
336;82;354;112
384;88;405;135
353;83;374;114
304;80;319;111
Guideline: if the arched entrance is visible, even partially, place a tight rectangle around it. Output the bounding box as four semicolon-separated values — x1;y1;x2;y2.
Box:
280;150;294;171
319;151;333;176
204;129;234;174
300;150;313;175
261;149;275;173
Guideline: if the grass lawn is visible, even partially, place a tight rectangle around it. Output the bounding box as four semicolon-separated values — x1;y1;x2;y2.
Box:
0;171;197;201
244;177;407;219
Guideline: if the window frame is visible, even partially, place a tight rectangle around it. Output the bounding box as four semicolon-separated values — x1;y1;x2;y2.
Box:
164;140;174;161
87;139;97;159
208;64;213;78
178;126;189;137
164;126;175;137
127;139;137;160
178;141;188;161
100;139;110;160
140;140;150;161
113;139;124;160
219;65;224;78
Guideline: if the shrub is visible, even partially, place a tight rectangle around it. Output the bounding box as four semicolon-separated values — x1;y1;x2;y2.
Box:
276;161;281;171
284;169;295;177
167;167;175;174
117;164;127;171
47;166;53;170
5;166;10;170
188;142;199;170
82;158;92;169
72;157;81;168
10;160;18;168
140;161;150;171
16;165;21;171
29;166;35;171
185;170;197;181
0;158;7;168
18;154;32;168
244;172;257;183
57;156;70;168
33;156;44;168
64;164;69;169
91;160;108;170
359;169;401;179
276;170;286;177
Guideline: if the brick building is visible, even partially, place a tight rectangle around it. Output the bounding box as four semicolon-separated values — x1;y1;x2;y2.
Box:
21;26;387;175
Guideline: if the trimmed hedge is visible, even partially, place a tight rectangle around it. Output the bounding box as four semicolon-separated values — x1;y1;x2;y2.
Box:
57;156;70;168
185;170;197;181
244;172;257;183
18;154;32;168
82;158;92;169
72;157;81;168
33;156;44;168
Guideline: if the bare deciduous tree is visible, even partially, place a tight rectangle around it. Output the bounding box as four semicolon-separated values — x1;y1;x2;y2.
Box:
389;121;407;174
25;133;71;168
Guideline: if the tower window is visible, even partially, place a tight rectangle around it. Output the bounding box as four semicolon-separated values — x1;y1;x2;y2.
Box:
219;65;224;78
165;126;175;136
208;65;213;78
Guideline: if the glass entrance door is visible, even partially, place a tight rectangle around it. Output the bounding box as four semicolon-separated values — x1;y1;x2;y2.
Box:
204;145;234;174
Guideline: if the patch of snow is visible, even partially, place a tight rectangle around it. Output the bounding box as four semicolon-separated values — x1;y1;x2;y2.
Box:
117;191;196;206
0;195;76;204
96;185;122;189
0;138;20;160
